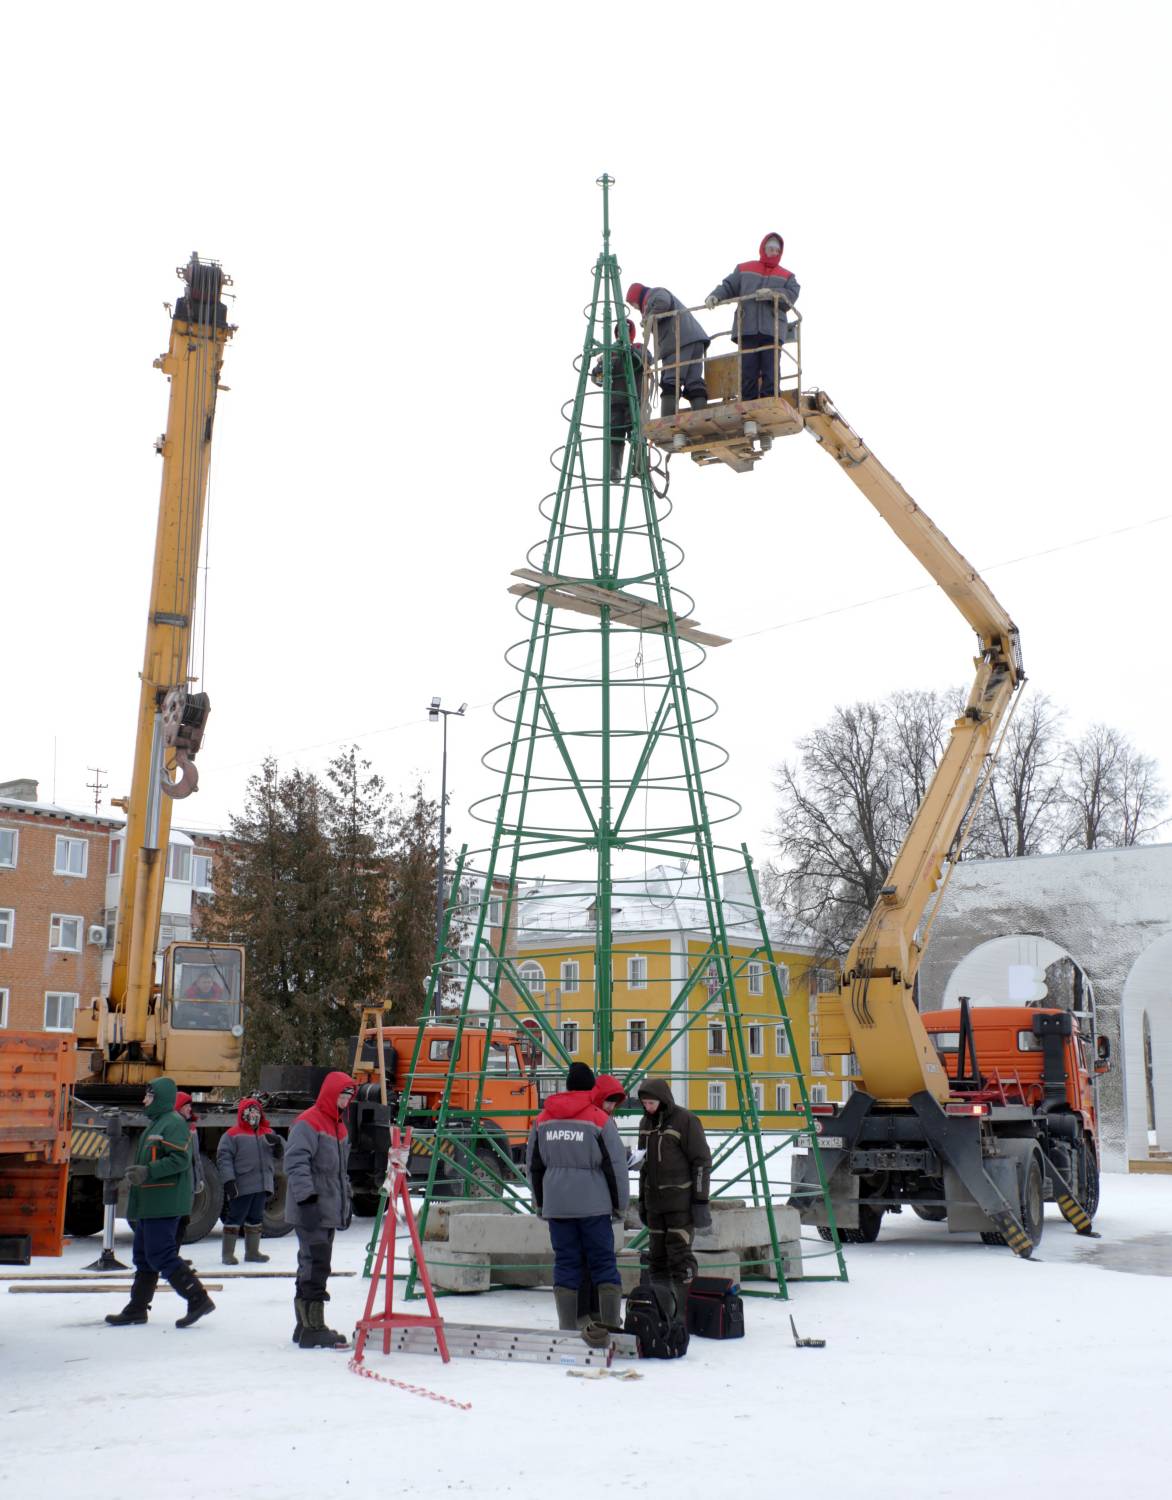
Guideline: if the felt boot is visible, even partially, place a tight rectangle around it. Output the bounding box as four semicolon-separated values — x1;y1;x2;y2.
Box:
292;1295;308;1345
299;1299;349;1349
243;1225;270;1263
221;1227;240;1264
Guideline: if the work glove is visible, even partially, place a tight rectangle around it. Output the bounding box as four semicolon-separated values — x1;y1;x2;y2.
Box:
754;287;775;301
297;1194;321;1227
704;294;719;310
266;1134;284;1157
125;1164;149;1186
692;1203;712;1231
223;1180;238;1202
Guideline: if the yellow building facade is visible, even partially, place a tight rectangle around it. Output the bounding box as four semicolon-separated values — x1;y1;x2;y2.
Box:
507;916;847;1131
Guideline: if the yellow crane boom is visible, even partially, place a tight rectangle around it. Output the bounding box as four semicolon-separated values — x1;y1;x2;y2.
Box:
799;390;1024;1104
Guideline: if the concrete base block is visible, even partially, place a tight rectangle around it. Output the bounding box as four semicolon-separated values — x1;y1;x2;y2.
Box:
616;1248;644;1294
421;1198;513;1243
488;1250;554;1288
449;1212;624;1257
693;1205;770;1252
740;1240;804;1281
414;1247;490;1293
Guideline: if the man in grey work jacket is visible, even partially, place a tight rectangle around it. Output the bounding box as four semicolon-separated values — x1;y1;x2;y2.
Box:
626;282;710;416
527;1061;630;1343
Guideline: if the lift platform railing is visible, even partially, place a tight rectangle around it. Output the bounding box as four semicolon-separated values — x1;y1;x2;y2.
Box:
637;291;802;418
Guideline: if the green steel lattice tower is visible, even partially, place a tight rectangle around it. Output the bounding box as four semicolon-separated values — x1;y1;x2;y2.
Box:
393;177;845;1297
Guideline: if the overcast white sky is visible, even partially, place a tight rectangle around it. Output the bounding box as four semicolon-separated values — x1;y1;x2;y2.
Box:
3;1;1169;869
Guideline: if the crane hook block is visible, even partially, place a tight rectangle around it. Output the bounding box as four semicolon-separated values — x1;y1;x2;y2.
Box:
160;688;210;801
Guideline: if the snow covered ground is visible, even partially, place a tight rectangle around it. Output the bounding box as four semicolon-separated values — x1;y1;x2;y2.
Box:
2;1175;1168;1499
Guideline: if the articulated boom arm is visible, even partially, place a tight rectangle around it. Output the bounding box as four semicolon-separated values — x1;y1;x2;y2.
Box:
108;255;233;1049
801;391;1024;1104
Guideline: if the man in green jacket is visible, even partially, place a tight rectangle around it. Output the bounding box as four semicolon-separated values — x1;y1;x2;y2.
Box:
105;1076;216;1329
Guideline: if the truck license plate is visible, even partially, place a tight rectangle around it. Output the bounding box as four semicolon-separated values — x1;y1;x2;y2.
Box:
816;1135;844;1149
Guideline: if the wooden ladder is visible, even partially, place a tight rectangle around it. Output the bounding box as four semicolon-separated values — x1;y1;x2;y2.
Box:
351;1005;393;1105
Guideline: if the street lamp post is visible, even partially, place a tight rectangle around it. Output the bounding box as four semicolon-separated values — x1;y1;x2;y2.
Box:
428;696;466;1014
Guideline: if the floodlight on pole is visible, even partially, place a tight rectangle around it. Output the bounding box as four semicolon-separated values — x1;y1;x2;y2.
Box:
427;696;466;1014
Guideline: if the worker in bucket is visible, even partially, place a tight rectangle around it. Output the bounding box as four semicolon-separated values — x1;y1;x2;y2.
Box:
284;1071;356;1349
591;319;646;483
105;1077;216;1330
216;1096;284;1265
626;282;710;416
527;1061;630;1347
705;232;800;399
635;1078;712;1304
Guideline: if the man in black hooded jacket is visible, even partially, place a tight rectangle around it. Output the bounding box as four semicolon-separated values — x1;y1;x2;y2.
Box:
636;1078;712;1289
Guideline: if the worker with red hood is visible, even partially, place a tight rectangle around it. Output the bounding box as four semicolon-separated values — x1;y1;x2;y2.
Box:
284;1070;356;1349
625;282;710;417
216;1096;284;1265
527;1062;630;1344
705;233;800;399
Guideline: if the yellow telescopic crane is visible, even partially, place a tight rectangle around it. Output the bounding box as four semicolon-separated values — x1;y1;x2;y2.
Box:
77;255;244;1092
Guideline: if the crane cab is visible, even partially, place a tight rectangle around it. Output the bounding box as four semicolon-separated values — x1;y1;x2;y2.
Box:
641;295;803;472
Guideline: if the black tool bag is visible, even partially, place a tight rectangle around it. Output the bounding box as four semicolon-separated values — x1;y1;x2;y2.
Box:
686;1275;745;1340
624;1282;690;1359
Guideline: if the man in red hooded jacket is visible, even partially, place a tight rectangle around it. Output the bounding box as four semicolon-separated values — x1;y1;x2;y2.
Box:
705;232;800;400
527;1062;630;1343
284;1070;356;1349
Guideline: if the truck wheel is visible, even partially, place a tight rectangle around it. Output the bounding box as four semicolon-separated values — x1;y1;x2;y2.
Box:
64;1179;105;1238
182;1155;223;1244
911;1203;947;1223
852;1203;884;1243
1080;1139;1100;1219
1019;1152;1045;1251
262;1173;294;1238
351;1192;383;1218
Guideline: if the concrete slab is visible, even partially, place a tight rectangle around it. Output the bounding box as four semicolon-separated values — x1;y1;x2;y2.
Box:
449;1212;623;1257
488;1251;554;1288
420;1198;513;1243
414;1246;490;1293
693;1206;770;1251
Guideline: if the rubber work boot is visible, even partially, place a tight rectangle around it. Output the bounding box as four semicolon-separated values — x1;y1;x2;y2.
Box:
660;389;677;418
243;1225;270;1263
609;440;625;484
292;1295;308;1346
596;1282;623;1331
299;1299;349;1349
221;1227;240;1265
686;391;708;410
104;1269;158;1326
167;1262;216;1328
553;1285;580;1332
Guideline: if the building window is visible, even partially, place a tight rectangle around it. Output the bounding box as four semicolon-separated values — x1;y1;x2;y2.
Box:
49;914;83;952
518;960;545;995
748;961;764;996
109;840;122;877
628;955;647;990
192;854;213;892
0;988;7;1027
167;844;192;883
808;966;837;996
628;1018;647;1052
562;1021;579;1054
0;908;13;948
561;960;580;994
751;1082;764;1111
54;836;88;877
748;1024;764;1057
810;1026;827;1074
775;1025;790;1057
0;828;17;868
775;1082;792;1112
810;1084;829;1105
487;894;503;928
44;992;78;1032
707;1023;726;1056
772;961;790;996
707;1082;726;1112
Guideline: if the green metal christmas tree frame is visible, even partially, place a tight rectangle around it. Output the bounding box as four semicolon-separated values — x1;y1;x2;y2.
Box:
371;176;845;1298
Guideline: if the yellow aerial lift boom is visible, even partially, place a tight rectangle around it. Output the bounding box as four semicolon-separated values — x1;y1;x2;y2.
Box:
643;304;1103;1256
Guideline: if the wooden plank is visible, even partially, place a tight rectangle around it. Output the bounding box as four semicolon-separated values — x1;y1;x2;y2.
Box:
0;1268;355;1281
509;571;730;647
10;1282;225;1294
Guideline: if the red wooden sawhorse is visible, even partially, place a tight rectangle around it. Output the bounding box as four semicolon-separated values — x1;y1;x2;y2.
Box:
353;1125;450;1363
